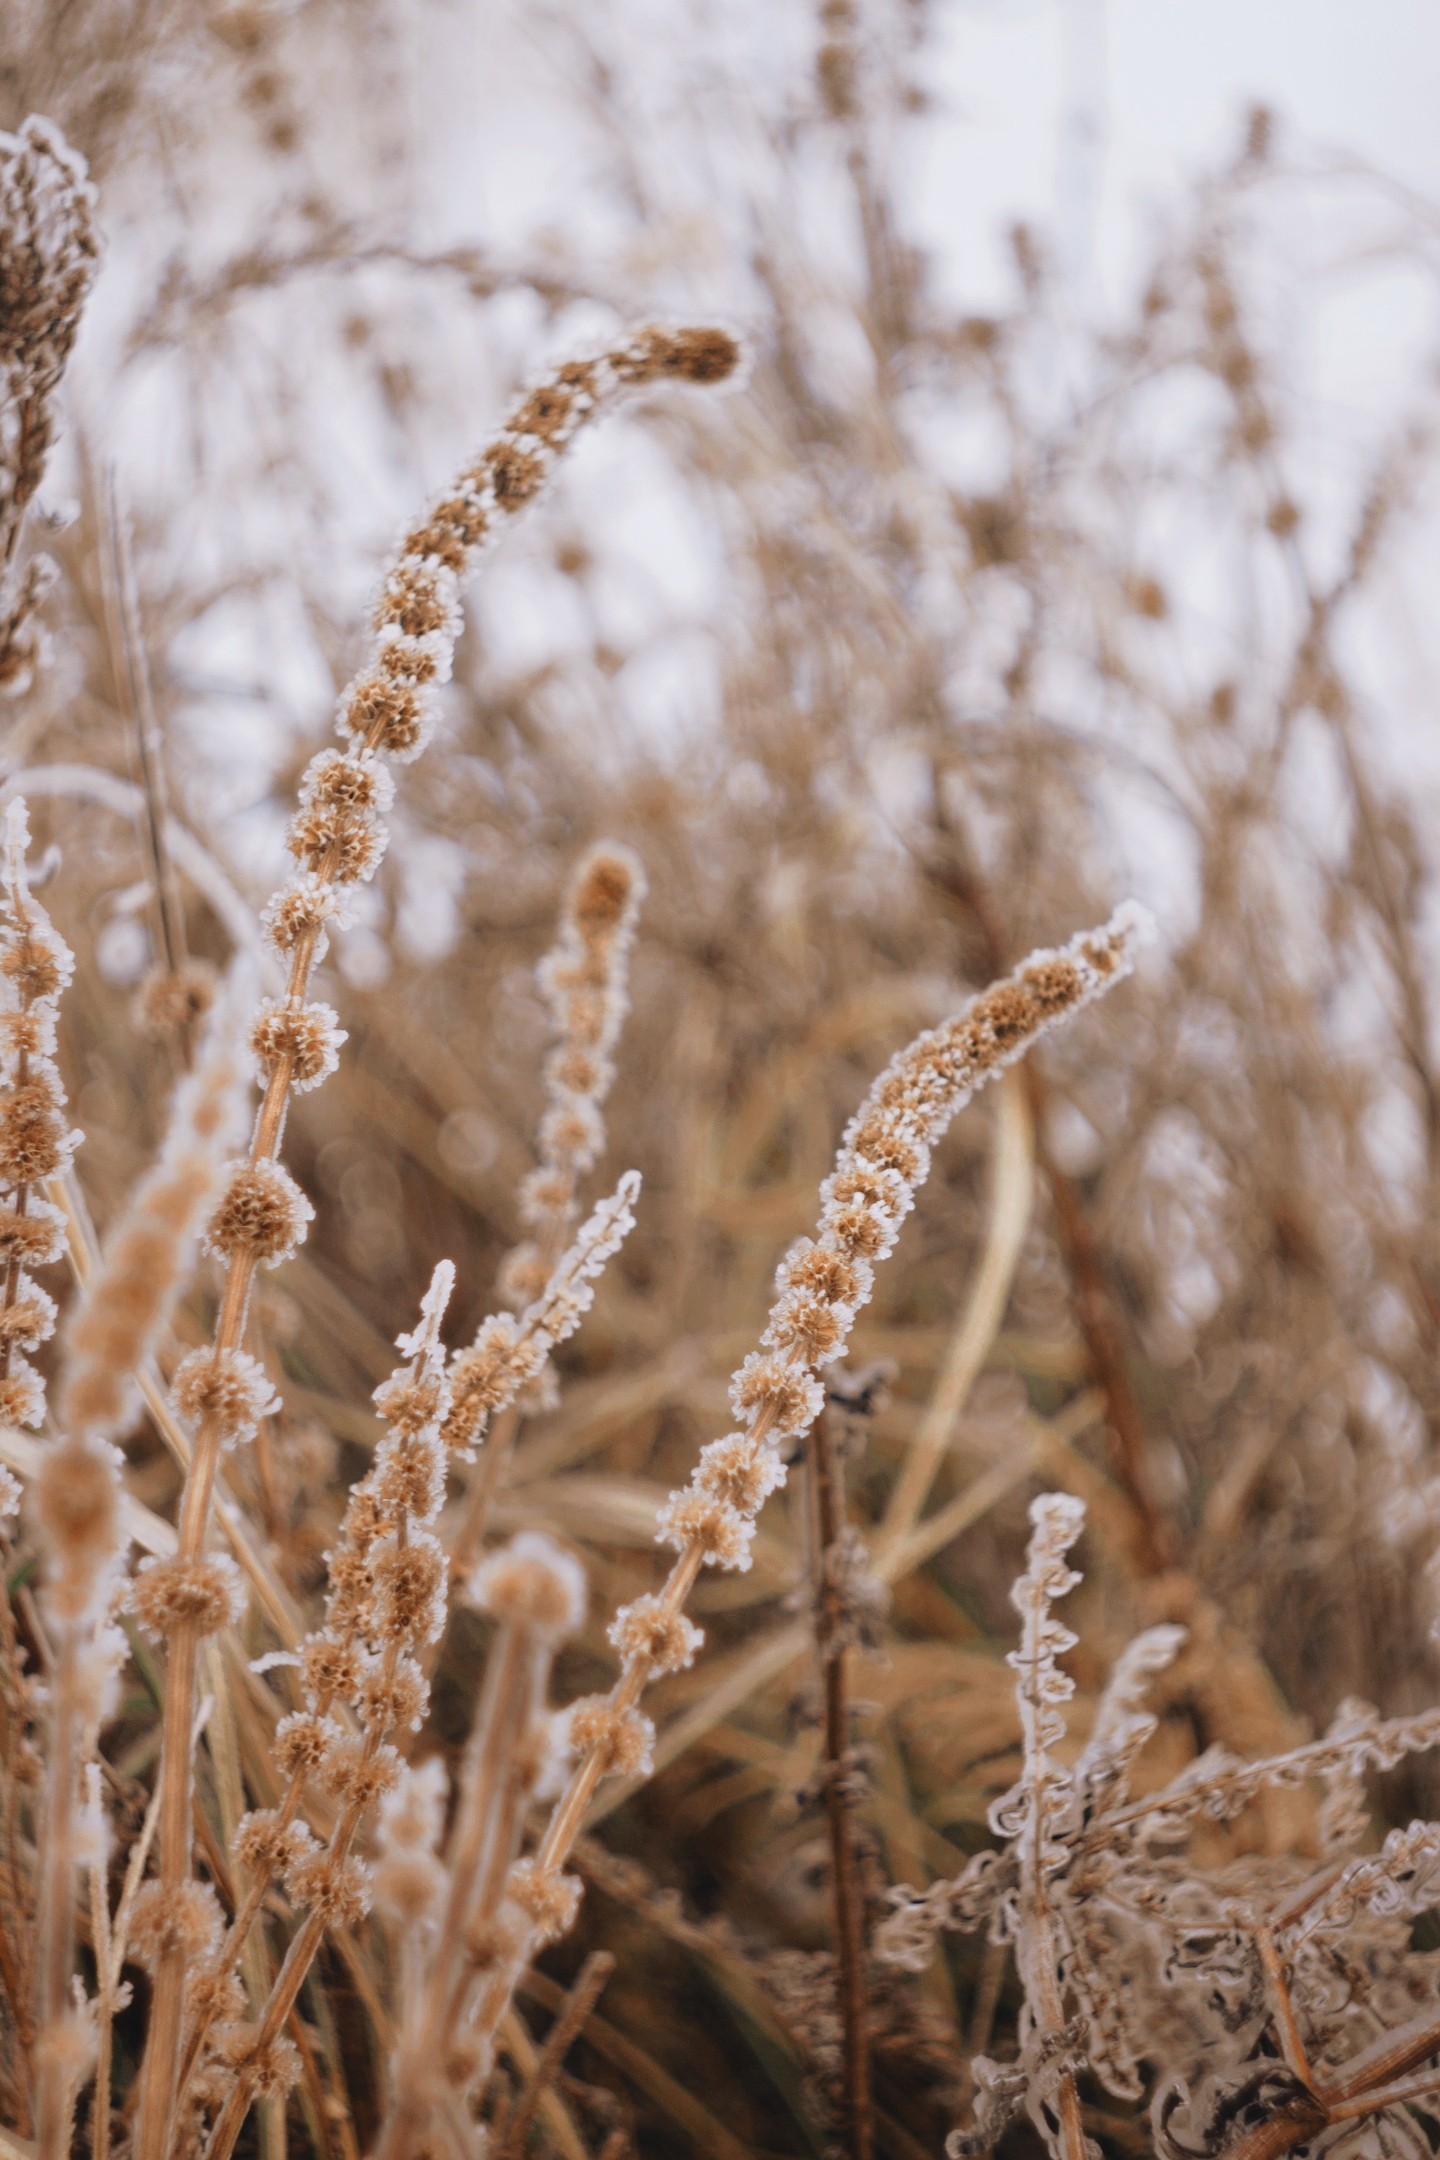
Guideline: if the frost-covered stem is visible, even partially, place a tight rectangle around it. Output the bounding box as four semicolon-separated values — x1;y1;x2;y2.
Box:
171;1715;337;2113
463;914;1149;2071
1;799;100;2160
376;1628;538;2160
1011;1500;1087;2160
32;1622;81;2160
806;1409;872;2160
140;322;742;2155
141;1258;274;2140
206;1593;425;2158
545;1540;709;1872
492;841;645;1317
377;1536;584;2160
206;1267;458;2156
140;994;312;2154
201;1847;341;2160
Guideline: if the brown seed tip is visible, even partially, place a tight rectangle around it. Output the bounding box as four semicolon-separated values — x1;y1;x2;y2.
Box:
661;325;743;383
569;841;645;936
139;960;217;1043
617;324;744;387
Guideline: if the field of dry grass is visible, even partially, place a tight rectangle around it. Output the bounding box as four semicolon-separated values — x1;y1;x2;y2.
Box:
4;5;1440;2158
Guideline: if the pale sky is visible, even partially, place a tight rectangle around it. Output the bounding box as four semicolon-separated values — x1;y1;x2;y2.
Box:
917;0;1440;305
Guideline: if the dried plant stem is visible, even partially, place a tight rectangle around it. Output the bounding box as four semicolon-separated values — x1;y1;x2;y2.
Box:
544;1541;710;1867
137;900;349;2152
1219;2004;1440;2159
90;1766;164;2160
32;1621;82;2160
1255;1926;1314;2089
498;2009;590;2160
48;1167;304;1650
1325;2071;1440;2122
203;1765;384;2158
0;1560;36;2113
1004;1499;1088;2160
86;1772;112;2160
1033;1079;1170;1574
923;857;1170;1568
377;1616;557;2160
806;1409;872;2160
877;1068;1033;1558
172;1730;329;2113
1016;1823;1086;2160
99;474;188;994
495;1950;614;2160
449;1402;521;1573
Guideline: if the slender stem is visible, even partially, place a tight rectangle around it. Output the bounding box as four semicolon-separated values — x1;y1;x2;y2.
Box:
172;1732;327;2115
449;1404;521;1577
494;1952;613;2160
33;1624;81;2160
1256;1926;1313;2090
921;850;1170;1570
808;1410;872;2160
137;823;350;2155
88;1768;113;2160
1033;1078;1170;1573
101;474;189;999
0;1537;36;2114
1013;1550;1085;2160
372;1625;542;2160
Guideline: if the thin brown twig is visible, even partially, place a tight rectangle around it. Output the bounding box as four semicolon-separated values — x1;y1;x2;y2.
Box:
1255;1926;1314;2091
807;1407;873;2160
919;842;1171;1572
98;474;190;999
495;1951;615;2160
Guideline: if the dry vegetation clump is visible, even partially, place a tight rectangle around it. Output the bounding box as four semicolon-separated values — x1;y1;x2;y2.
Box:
4;3;1440;2158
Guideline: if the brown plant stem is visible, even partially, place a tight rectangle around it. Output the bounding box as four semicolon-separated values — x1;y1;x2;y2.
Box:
495;1951;614;2160
0;1543;36;2124
136;813;364;2157
806;1408;872;2160
99;474;190;1012
374;1618;551;2160
170;1742;318;2115
921;845;1170;1571
450;1402;521;1575
1255;1927;1313;2090
1033;1098;1170;1573
32;1623;81;2160
1206;2002;1440;2158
